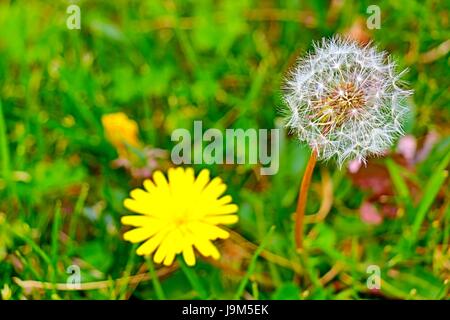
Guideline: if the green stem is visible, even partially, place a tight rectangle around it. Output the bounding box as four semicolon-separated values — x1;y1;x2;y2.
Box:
234;226;275;299
177;256;207;299
145;257;166;300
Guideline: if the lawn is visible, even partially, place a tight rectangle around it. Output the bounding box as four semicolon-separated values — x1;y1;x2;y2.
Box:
0;0;449;300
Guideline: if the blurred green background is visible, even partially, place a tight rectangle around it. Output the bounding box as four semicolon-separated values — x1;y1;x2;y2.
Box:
0;0;449;300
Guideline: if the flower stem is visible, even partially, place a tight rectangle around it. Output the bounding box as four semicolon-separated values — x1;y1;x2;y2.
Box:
177;256;208;299
145;257;166;300
295;149;318;251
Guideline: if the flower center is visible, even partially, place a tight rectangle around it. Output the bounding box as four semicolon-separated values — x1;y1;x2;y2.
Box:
312;82;366;133
174;216;188;226
173;209;192;227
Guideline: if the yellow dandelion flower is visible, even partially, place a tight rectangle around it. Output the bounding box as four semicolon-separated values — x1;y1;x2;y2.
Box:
121;167;239;266
101;112;141;156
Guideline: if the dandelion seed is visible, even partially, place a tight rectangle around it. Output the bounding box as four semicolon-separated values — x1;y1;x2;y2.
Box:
121;167;239;266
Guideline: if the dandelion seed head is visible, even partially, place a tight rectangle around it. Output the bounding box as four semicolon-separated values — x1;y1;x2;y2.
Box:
283;36;412;166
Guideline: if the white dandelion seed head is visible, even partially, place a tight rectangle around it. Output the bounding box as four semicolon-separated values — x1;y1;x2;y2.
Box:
282;36;412;167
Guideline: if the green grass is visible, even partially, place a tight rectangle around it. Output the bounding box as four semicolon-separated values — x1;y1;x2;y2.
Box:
0;0;449;300
234;226;275;300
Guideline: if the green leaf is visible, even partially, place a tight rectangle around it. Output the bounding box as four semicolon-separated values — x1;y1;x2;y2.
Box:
386;158;411;204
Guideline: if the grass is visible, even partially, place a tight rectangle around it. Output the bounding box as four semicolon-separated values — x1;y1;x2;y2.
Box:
234;226;275;299
0;0;449;300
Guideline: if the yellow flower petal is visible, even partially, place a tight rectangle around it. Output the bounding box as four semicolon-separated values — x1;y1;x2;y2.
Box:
163;251;176;266
123;227;156;243
153;171;169;192
205;215;239;225
130;188;152;202
193;169;210;192
136;230;167;256
182;245;196;266
101;112;141;156
208;204;239;215
121;215;156;227
143;179;156;193
189;222;230;239
123;199;149;215
153;238;169;264
216;195;233;206
201;177;226;199
194;238;220;260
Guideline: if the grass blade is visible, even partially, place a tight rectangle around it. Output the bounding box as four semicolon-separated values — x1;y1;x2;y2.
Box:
178;256;208;299
51;202;62;287
68;183;89;243
234;226;275;300
0;100;10;180
410;152;450;245
146;256;166;300
386;158;411;205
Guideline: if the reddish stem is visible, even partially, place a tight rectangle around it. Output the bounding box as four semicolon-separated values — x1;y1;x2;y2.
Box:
295;149;318;250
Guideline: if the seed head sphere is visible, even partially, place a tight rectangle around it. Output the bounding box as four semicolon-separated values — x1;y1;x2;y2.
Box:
283;37;412;166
